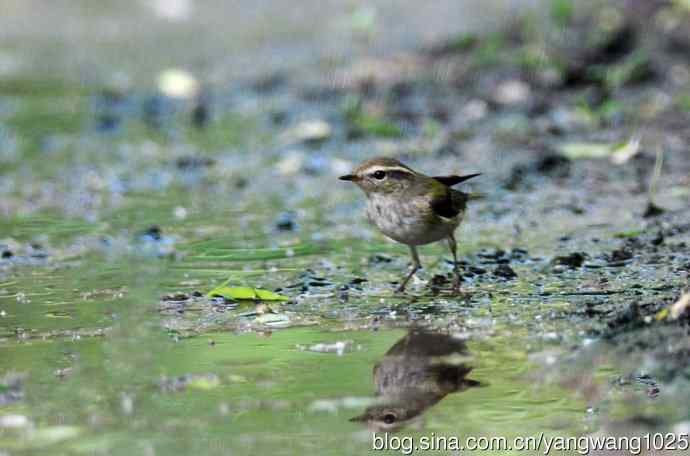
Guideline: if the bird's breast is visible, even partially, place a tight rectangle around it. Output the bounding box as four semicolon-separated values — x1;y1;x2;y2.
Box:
365;194;460;246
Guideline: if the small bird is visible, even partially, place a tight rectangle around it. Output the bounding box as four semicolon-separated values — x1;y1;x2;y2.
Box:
349;329;480;430
339;157;480;292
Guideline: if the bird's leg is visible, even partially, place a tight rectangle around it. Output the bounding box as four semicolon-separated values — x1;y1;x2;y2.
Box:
397;245;421;293
447;234;462;293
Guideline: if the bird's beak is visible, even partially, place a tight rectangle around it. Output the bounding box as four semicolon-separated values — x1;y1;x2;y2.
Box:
348;414;367;422
339;174;357;181
455;173;481;183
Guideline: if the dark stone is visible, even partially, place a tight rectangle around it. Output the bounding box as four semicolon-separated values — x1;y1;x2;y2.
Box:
275;212;297;231
477;248;506;260
431;105;450;123
29;243;48;258
191;100;210;129
509;248;530;261
1;250;13;259
96;113;121;132
643;202;665;218
389;81;415;98
469;266;487;275
356;78;377;98
98;88;125;105
369;254;393;264
504;164;529;190
429;274;450;287
176;156;215;170
143;95;168;129
161;293;190;302
505;153;570;189
235;177;248;189
270;110;288;125
286;270;332;291
493;264;517;279
527;97;551;117
609;247;633;262
139;225;162;241
606;302;642;333
535;154;571;178
553;252;586;268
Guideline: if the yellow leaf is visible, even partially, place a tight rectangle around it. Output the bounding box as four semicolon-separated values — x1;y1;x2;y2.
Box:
655;307;669;321
207;285;288;301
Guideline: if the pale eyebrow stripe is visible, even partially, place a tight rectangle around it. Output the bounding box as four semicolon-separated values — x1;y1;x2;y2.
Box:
366;166;415;175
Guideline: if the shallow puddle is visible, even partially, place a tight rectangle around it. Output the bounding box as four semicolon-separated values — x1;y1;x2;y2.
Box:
1;323;589;455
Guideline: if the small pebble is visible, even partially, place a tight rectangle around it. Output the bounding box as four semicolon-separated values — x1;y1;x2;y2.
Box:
493;264;517;279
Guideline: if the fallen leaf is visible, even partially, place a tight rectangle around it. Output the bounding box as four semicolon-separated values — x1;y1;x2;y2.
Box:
610;136;641;165
558;137;640;163
558;142;612;160
655;307;669;321
207;285;288;301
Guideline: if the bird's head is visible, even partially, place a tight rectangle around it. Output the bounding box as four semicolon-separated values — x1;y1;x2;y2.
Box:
339;157;417;195
348;402;420;431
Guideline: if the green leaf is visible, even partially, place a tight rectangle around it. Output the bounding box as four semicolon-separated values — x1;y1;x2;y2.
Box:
254;289;289;301
341;96;403;138
613;228;644;238
207;285;288;301
186;375;220;390
558;138;638;162
353;114;403;138
558;142;613;160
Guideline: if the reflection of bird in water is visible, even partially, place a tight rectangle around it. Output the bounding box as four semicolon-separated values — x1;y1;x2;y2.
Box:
350;330;480;431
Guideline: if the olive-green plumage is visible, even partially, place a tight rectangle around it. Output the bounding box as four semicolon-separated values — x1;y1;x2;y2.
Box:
339;157;480;292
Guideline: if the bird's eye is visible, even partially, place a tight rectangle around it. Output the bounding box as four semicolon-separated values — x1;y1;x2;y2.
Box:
382;413;396;424
372;171;386;180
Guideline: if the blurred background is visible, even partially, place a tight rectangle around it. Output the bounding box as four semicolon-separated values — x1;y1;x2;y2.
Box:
1;0;543;85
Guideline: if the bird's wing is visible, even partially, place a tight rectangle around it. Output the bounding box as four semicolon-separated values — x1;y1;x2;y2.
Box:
430;187;467;219
432;173;481;187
